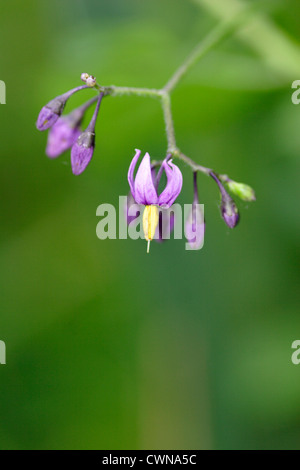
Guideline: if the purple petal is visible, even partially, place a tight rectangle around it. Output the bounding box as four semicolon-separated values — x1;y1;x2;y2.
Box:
127;149;141;200
158;159;183;208
134;152;158;205
71;142;94;175
46;118;81;158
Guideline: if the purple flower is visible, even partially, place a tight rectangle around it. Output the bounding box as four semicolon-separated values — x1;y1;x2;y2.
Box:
185;172;205;250
46;97;98;159
71;92;104;175
128;150;182;208
36;85;88;131
128;149;182;251
210;172;239;229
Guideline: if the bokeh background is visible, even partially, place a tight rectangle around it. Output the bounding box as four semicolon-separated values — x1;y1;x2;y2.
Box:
0;0;299;450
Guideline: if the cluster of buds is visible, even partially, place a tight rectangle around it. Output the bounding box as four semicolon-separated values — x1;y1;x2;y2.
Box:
36;74;255;252
36;75;103;175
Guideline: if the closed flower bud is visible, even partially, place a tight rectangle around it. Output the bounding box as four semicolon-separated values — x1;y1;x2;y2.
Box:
81;73;97;87
185;173;205;249
70;92;103;175
71;131;95;175
36;85;88;131
46;97;98;159
36;97;65;131
221;195;239;228
210;172;239;229
227;180;256;202
81;73;89;82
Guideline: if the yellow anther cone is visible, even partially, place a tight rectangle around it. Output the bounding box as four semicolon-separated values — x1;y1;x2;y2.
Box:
143;205;159;253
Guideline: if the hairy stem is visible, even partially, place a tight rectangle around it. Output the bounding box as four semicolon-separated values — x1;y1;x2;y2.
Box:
96;84;161;98
160;92;177;153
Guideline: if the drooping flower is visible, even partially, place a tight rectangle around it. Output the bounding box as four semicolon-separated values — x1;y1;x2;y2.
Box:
71;92;104;175
210;171;239;228
128;149;183;251
46;97;98;159
185;172;205;250
36;85;88;131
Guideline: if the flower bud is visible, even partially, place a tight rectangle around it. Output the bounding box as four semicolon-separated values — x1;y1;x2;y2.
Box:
71;131;95;175
70;92;103;175
185;173;205;250
185;203;205;249
86;76;97;87
46;97;98;158
80;73;96;87
227;180;256;202
36;85;88;131
46;116;81;158
36;97;65;131
81;73;89;82
210;172;239;229
221;195;239;228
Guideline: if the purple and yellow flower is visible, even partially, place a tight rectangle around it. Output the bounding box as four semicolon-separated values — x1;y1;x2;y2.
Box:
185;172;205;250
36;85;88;131
71;92;104;175
128;149;182;251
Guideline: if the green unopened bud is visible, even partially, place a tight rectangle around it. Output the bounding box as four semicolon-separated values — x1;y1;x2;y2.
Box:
227;181;256;202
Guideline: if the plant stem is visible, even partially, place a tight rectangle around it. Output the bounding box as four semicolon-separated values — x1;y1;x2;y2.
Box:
90;6;254;181
163;6;253;93
96;84;161;98
160;92;177;153
173;150;211;175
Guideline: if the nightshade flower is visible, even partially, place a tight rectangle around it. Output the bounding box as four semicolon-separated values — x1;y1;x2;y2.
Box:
71;92;104;175
210;172;239;228
128;149;182;252
185;172;205;250
36;85;88;131
46;97;98;158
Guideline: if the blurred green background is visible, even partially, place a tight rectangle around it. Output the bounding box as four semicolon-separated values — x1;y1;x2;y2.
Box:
0;0;299;450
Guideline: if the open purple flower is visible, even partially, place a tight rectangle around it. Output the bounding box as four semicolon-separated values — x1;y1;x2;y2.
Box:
71;92;104;175
210;171;239;228
185;172;205;250
46;97;98;159
36;85;88;131
128;149;182;251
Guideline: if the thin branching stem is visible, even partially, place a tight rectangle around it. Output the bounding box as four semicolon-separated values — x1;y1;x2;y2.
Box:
91;5;254;181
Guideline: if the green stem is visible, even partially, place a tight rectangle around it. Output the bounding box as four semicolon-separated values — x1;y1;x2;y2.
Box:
96;84;161;98
163;6;253;93
160;91;177;153
89;6;254;181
